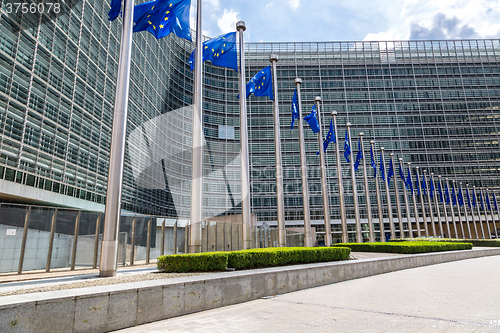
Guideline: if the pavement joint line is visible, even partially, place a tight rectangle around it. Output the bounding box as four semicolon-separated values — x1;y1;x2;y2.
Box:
267;297;500;328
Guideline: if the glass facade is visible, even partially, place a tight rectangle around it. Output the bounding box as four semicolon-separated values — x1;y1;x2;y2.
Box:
1;2;499;238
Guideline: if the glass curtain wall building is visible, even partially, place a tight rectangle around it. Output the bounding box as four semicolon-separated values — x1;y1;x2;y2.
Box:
1;1;499;241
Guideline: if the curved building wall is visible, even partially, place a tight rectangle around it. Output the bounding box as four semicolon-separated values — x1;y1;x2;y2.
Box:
0;2;499;232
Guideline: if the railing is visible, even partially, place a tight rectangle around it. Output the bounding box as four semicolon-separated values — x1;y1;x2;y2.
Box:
0;203;302;275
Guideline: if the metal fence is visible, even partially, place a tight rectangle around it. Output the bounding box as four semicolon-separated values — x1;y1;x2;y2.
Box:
0;203;303;275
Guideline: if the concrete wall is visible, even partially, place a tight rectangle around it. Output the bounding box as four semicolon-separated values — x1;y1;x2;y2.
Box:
1;248;499;333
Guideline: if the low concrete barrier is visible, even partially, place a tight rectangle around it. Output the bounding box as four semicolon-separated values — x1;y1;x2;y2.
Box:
1;248;499;333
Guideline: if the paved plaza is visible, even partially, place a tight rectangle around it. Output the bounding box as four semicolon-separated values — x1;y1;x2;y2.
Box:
117;255;500;333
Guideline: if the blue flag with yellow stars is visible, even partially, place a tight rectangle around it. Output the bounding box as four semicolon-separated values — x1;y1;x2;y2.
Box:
304;105;320;133
480;192;484;210
399;163;405;185
430;176;435;198
438;179;443;202
387;157;394;187
472;188;476;207
108;0;121;21
245;66;273;100
354;138;362;171
486;193;491;210
444;182;450;204
316;119;334;155
466;188;471;208
415;171;420;196
451;185;457;206
291;89;299;129
407;168;413;195
494;193;498;210
421;173;427;196
189;32;238;71
133;0;192;41
380;154;385;181
344;130;351;163
458;186;464;207
370;146;377;178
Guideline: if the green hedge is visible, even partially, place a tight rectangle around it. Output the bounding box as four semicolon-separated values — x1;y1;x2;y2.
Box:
227;247;351;270
157;252;228;273
335;241;472;254
390;238;500;247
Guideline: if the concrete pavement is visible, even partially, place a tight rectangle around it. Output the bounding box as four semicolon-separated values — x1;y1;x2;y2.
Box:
117;255;500;333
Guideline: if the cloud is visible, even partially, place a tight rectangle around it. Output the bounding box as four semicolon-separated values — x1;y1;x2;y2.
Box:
217;8;240;34
363;29;403;42
409;13;479;39
289;0;299;10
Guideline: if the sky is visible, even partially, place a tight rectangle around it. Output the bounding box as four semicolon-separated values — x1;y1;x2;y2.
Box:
189;0;500;42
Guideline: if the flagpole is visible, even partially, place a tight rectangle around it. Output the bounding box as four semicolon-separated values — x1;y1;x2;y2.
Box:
189;0;203;253
487;189;497;238
100;0;134;277
446;178;458;238
432;173;444;237
474;186;485;239
380;148;394;240
360;134;374;242
295;79;312;247
390;153;403;239
440;176;451;238
461;182;472;239
346;123;361;242
409;164;420;238
333;112;347;243
236;21;252;249
270;54;286;247
372;141;385;242
452;180;465;238
494;192;500;238
415;167;428;237
467;184;479;239
481;189;492;238
399;159;411;239
423;170;436;237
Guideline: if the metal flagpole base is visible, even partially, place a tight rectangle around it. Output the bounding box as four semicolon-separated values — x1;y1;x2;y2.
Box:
99;240;117;277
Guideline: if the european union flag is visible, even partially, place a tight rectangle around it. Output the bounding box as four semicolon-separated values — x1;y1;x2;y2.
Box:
486;193;491;210
316;119;334;155
421;173;427;196
380;154;385;182
304;105;320;133
354;138;362;171
415;171;420;196
407;168;413;194
480;192;484;210
458;187;464;207
108;0;121;21
451;185;457;206
399;164;405;186
387;157;394;187
472;189;476;207
494;193;498;210
245;66;273;100
133;0;192;41
370;146;376;178
189;32;238;72
291;89;299;129
430;176;435;198
466;188;472;208
344;130;351;163
438;179;443;203
445;183;450;204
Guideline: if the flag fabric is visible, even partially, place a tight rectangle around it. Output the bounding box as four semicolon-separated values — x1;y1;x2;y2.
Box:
445;182;450;204
430;176;435;198
407;168;413;195
380;154;385;181
291;89;299;129
344;130;351;163
304;104;320;133
421;173;427;196
438;179;443;202
494;193;498;210
370;146;377;178
458;187;464;207
415;171;420;196
189;32;238;71
133;0;192;41
108;0;121;21
387;157;394;187
466;188;472;208
480;192;484;210
354;138;362;171
472;189;477;207
486;193;491;210
399;164;406;188
451;185;457;206
245;66;273;100
316;119;334;155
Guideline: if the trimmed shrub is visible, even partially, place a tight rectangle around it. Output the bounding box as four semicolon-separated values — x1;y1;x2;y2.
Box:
227;247;350;270
157;252;228;273
335;241;472;254
390;238;500;247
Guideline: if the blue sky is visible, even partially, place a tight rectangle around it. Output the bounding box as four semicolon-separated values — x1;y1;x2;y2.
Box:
190;0;500;42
